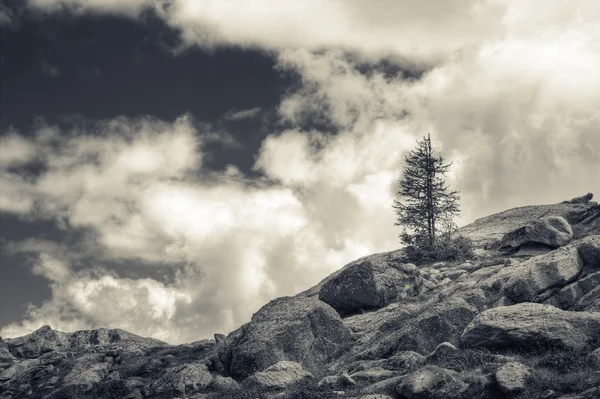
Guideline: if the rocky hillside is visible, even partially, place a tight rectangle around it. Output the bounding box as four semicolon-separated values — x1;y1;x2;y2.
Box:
1;195;599;399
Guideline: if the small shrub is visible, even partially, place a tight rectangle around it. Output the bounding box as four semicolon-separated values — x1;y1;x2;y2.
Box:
404;235;475;265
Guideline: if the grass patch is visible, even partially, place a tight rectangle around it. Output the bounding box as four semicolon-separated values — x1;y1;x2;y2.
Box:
403;236;475;266
428;348;499;373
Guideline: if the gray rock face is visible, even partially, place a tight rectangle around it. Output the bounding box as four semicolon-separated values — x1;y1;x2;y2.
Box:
242;361;312;392
573;285;600;311
575;235;600;269
143;362;212;397
4;326;69;359
2;199;599;399
4;326;166;361
457;202;598;248
319;254;422;315
317;372;355;390
544;271;600;309
209;375;239;392
349;368;397;383
565;193;594;204
62;353;111;387
461;303;600;352
495;362;531;395
0;338;16;369
505;246;583;302
229;296;354;378
479;246;583;303
358;297;477;359
588;348;600;368
396;365;468;399
499;216;573;252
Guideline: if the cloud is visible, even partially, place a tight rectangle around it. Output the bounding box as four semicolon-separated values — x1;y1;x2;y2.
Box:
25;0;501;65
223;107;261;121
5;0;600;343
0;253;192;343
1;113;403;343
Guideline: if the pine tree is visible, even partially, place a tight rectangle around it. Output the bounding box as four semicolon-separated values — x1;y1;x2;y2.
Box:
393;133;460;247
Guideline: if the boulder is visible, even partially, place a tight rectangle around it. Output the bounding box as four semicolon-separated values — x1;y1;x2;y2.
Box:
242;361;313;392
350;368;397;383
575;235;600;269
444;269;468;281
319;254;422;315
356;376;405;397
423;280;437;290
317;372;355;390
358;297;477;358
479;246;583;303
457;202;597;248
396;365;468;399
573;285;600;312
229;296;354;378
213;334;226;344
565;193;594;204
454;288;487;311
461;303;600;352
209;375;239;392
499;216;573;252
495;362;531;395
544;271;600;309
143;363;212;397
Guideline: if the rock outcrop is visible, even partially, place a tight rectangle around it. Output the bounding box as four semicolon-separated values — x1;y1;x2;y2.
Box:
242;361;313;392
461;303;600;352
457;201;599;247
495;362;531;395
1;198;599;399
499;216;573;252
228;296;354;378
564;193;594;204
3;325;69;359
575;235;600;269
318;252;423;315
478;245;583;303
396;365;468;399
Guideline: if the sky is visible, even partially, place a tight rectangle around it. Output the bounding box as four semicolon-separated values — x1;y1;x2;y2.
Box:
0;0;599;344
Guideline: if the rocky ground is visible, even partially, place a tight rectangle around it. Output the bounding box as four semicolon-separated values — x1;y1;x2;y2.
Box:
1;197;599;399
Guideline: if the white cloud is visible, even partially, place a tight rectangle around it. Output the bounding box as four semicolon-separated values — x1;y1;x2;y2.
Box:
223;107;261;121
0;132;37;168
1;114;403;343
1;253;192;343
5;0;600;344
24;0;500;65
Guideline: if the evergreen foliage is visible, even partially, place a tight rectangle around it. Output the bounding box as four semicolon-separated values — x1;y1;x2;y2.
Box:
393;133;461;247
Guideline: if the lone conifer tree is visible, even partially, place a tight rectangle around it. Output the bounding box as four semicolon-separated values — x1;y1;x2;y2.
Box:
393;134;460;247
